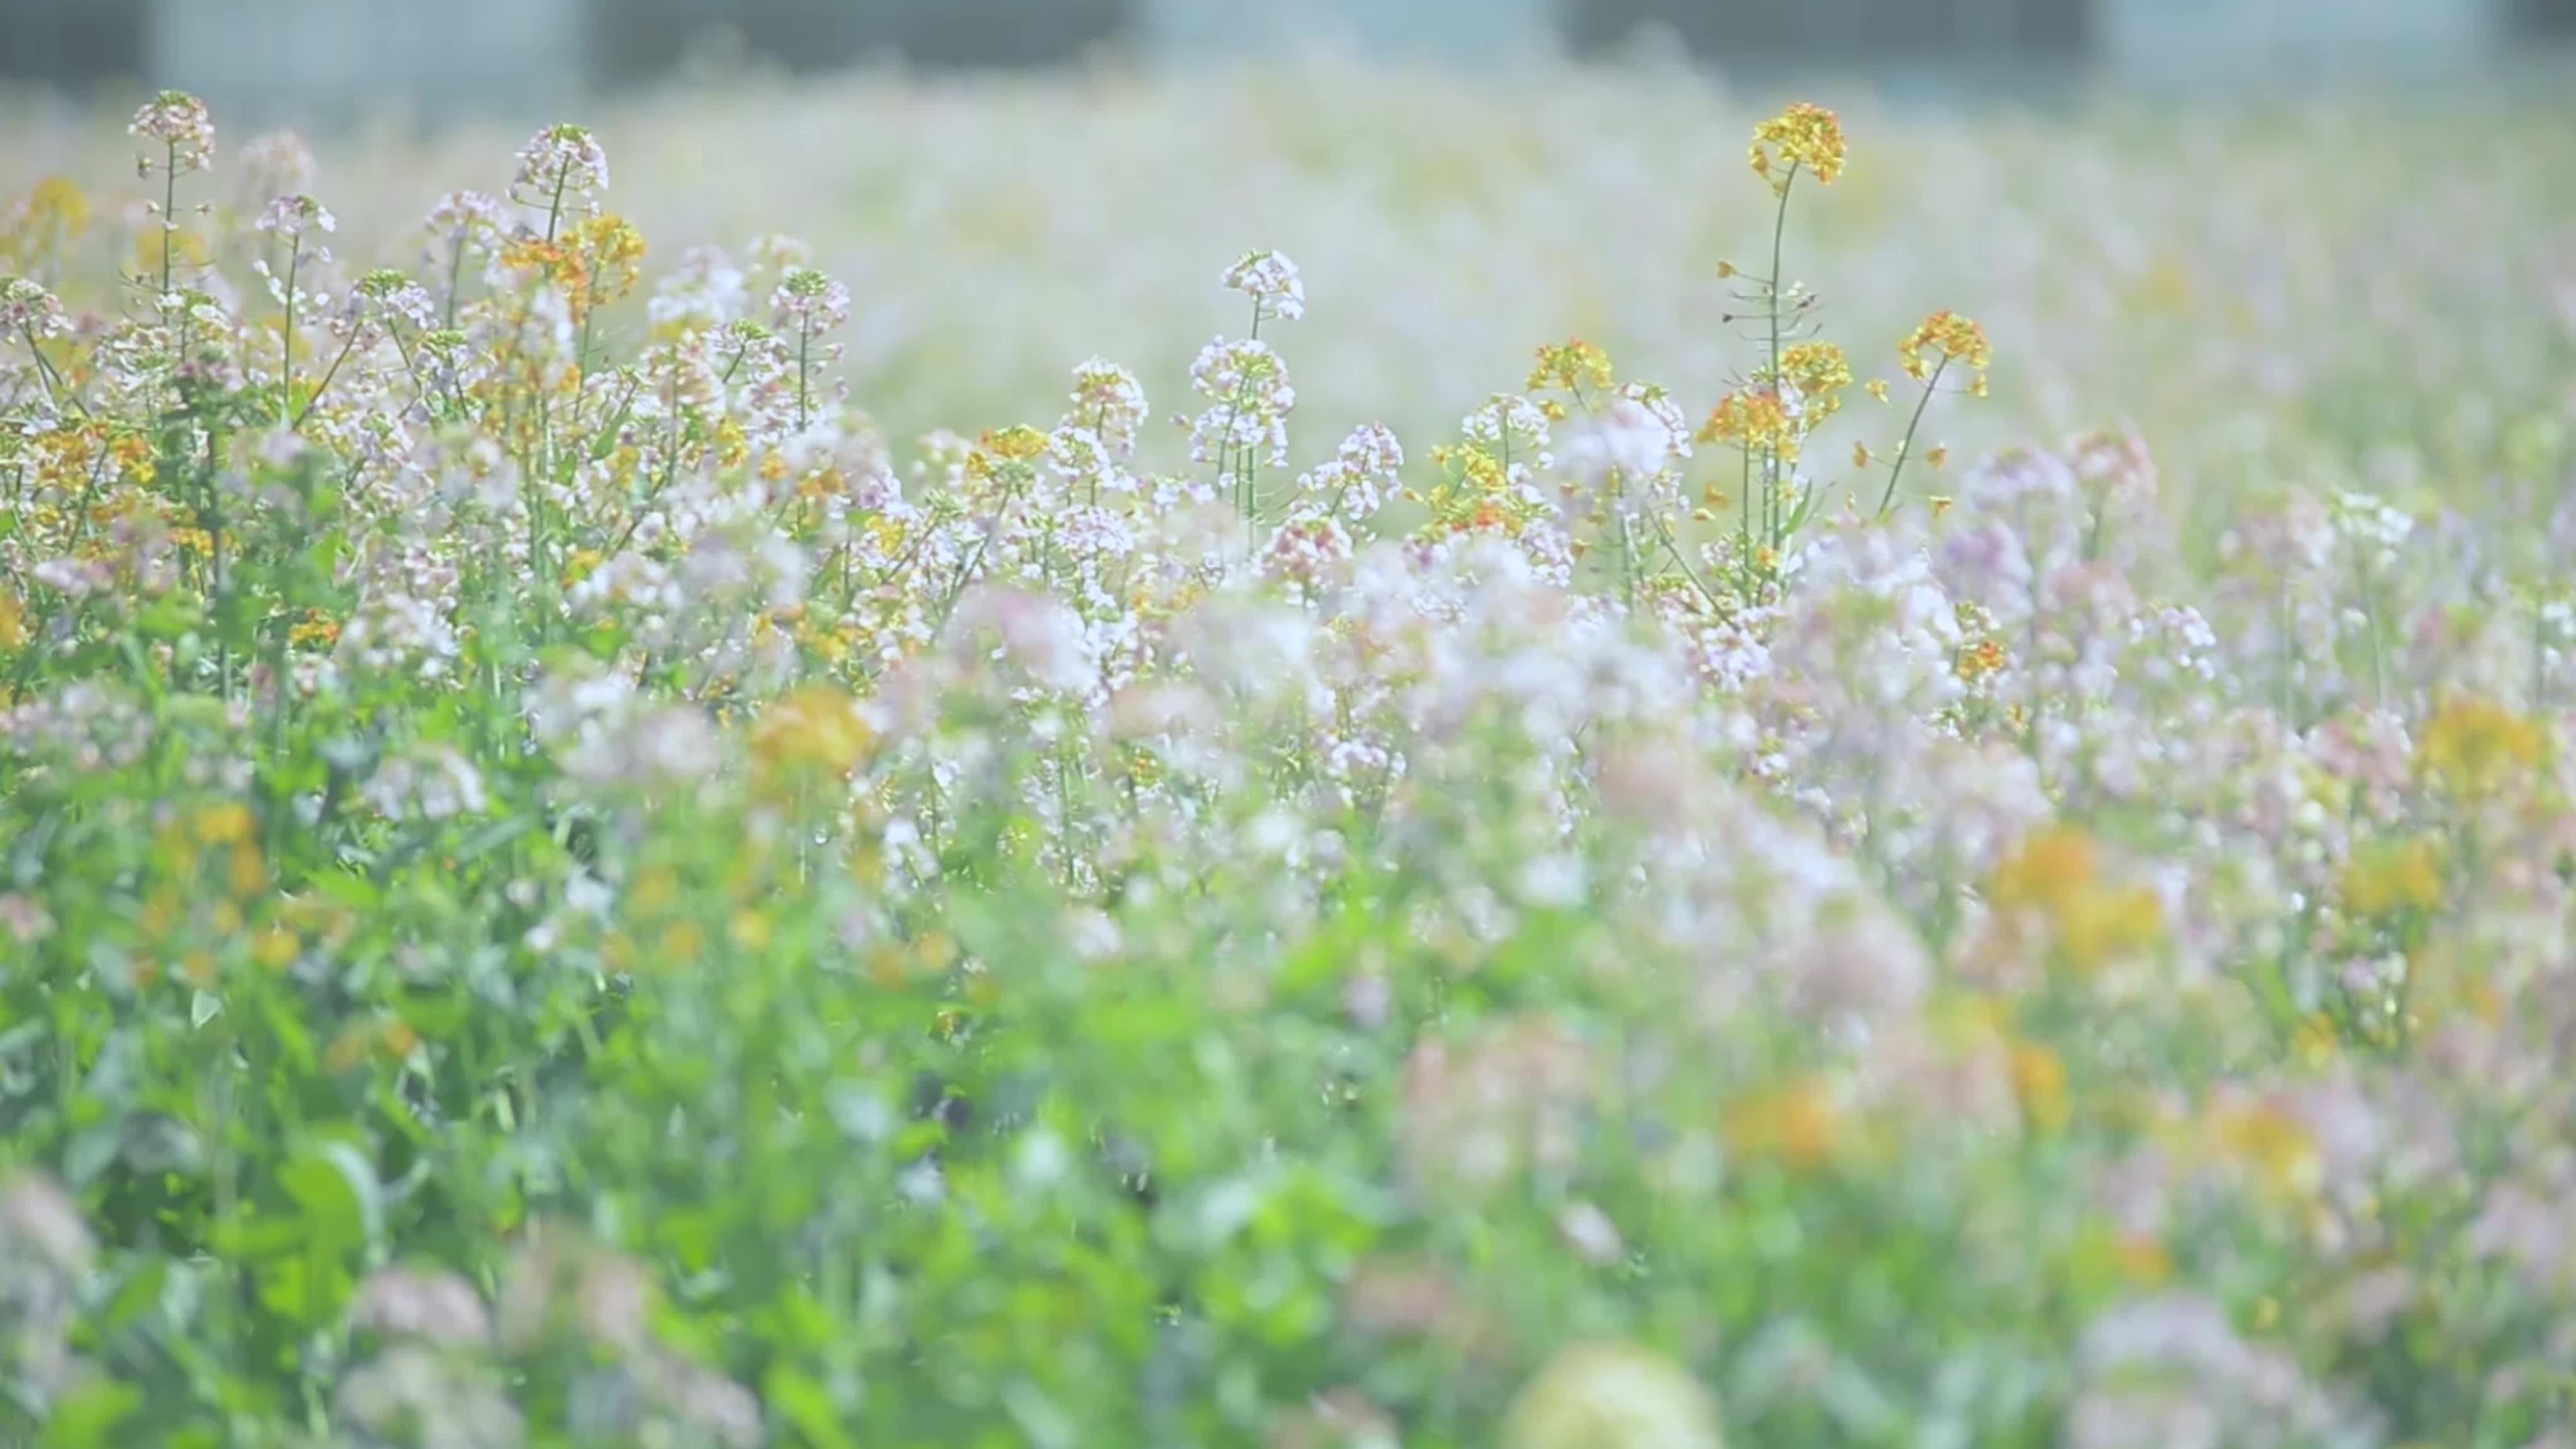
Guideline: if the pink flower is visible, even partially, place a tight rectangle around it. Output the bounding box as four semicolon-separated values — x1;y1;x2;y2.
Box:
1;277;70;341
256;192;336;242
130;90;214;174
509;123;610;218
769;267;852;335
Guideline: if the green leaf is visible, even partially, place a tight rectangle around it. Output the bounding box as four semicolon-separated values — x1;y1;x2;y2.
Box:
280;1139;383;1257
39;1378;143;1448
764;1364;858;1449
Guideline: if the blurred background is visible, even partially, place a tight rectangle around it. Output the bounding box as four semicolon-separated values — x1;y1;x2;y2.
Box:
4;0;2573;125
3;0;2570;553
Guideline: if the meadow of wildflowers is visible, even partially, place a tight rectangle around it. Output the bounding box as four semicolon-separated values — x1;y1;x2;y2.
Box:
1;55;2575;1449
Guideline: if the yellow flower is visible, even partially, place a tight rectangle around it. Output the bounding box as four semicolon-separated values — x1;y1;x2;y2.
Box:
2205;1097;2323;1199
2055;882;2164;975
979;424;1049;462
1899;311;1992;395
1696;387;1799;461
659;917;708;968
0;586;25;652
2291;1013;2340;1069
325;1017;416;1074
1722;1076;1840;1173
192;801;258;847
2008;1040;2070;1134
1528;338;1616;397
2340;836;2445;919
1749;102;1847;192
253;926;300;971
749;684;876;791
23;175;90;236
1988;826;2166;976
227;844;269;899
1771;340;1852;423
1504;1342;1724;1449
2416;694;2546;799
131;225;210;279
566;213;647;305
1987;825;2099;916
2116;1230;2174;1287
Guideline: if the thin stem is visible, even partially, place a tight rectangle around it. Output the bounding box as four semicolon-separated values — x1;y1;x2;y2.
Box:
1763;163;1797;544
160;143;178;297
19;325;89;417
291;331;363;431
796;324;812;433
279;235;301;428
442;227;467;330
1649;512;1727;613
1876;357;1950;518
544;164;571;245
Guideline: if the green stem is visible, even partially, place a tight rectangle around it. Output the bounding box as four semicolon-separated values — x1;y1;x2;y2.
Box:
159;142;178;297
279;236;300;428
1764;164;1797;543
1875;357;1949;518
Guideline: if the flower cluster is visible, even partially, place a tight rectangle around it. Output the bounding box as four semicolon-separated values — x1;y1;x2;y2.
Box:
1899;309;1994;396
1748;100;1846;191
130;89;216;174
1224;247;1306;324
509;121;611;220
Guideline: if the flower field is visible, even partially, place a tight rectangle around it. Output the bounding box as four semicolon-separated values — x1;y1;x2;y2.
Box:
3;57;2576;1449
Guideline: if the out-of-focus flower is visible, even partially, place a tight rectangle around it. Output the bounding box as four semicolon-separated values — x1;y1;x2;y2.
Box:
1565;385;1691;486
496;1228;652;1355
749;683;877;789
1;275;70;340
1984;825;2167;977
650;244;748;333
338;1344;525;1449
1398;1014;1592;1197
1721;1075;1841;1173
351;1264;492;1346
2339;835;2443;919
423;189;510;280
2;1171;94;1279
2416;694;2546;799
237;129;316;206
1503;1341;1724;1449
2328;489;2412;572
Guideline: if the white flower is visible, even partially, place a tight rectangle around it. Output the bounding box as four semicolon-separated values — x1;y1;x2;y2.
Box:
1223;248;1306;323
770;267;853;334
258;193;337;243
509;122;610;215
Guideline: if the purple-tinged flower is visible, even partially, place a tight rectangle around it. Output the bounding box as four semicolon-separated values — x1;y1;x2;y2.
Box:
509;123;609;218
130;90;214;174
